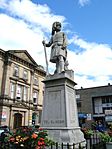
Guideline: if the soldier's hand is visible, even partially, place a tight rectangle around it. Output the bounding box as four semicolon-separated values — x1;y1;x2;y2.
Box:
42;40;45;45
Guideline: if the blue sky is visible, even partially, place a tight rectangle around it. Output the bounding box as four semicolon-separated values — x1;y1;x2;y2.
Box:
34;0;112;45
0;0;112;88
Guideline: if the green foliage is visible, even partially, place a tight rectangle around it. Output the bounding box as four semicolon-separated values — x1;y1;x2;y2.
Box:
81;127;94;137
99;132;112;143
86;129;94;136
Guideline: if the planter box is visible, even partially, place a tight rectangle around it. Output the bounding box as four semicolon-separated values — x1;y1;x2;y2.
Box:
106;142;112;149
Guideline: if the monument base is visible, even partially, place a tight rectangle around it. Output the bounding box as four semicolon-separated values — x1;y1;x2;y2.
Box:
41;70;86;148
43;127;86;148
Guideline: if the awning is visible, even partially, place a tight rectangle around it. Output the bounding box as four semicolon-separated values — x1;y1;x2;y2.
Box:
93;114;105;117
105;115;112;122
78;113;87;119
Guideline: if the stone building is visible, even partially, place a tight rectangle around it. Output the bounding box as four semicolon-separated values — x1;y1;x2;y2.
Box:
76;84;112;126
0;49;46;129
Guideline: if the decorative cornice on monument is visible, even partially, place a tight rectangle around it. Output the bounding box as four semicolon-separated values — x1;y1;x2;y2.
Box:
44;70;77;86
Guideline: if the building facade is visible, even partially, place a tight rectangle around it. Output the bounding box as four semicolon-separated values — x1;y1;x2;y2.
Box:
76;84;112;126
0;49;46;129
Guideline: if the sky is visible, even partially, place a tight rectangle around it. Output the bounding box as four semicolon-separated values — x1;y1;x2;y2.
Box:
0;0;112;89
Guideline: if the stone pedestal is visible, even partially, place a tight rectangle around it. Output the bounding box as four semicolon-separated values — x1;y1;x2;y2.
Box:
41;70;86;148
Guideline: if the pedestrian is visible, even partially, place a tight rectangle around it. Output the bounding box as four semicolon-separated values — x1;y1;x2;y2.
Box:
96;121;105;132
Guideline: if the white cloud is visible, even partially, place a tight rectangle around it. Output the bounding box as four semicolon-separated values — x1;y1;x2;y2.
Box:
68;36;112;88
0;0;65;33
0;0;65;73
78;0;90;7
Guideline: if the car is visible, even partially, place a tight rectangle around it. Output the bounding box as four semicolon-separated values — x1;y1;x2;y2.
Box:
0;126;11;148
0;126;10;136
0;125;10;142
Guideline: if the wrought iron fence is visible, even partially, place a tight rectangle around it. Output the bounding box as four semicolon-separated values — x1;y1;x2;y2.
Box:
48;133;106;149
50;141;86;149
85;133;106;149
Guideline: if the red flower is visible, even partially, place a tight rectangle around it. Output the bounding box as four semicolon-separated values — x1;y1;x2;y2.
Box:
35;146;42;149
23;129;26;132
32;133;38;139
38;140;45;146
39;138;44;141
38;141;42;146
108;131;112;137
38;128;43;131
10;137;15;142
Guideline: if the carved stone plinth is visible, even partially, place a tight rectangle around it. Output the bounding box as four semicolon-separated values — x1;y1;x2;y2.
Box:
41;70;86;148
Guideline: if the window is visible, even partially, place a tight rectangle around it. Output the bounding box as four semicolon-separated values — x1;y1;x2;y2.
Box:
16;85;22;100
32;113;37;125
13;65;19;77
33;77;38;85
102;96;112;104
94;97;103;114
77;102;81;108
38;111;42;124
10;83;15;99
23;69;28;80
33;91;38;105
76;94;80;99
102;97;106;104
14;84;28;101
23;86;28;101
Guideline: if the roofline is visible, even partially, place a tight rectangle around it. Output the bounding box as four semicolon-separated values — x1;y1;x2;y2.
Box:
76;84;112;91
0;48;46;75
0;48;5;54
8;50;37;65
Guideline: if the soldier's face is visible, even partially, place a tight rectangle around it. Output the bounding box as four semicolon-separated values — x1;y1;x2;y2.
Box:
56;24;61;31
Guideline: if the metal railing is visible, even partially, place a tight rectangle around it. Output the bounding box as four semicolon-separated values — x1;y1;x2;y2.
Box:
48;133;106;149
85;133;106;149
50;141;86;149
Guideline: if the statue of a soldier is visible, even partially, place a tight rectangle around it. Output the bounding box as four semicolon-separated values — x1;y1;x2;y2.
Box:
42;22;68;74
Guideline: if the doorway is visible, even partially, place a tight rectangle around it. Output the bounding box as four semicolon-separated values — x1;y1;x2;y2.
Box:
14;113;22;129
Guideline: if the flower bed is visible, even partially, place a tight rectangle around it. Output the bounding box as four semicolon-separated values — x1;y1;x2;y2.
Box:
2;126;55;149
